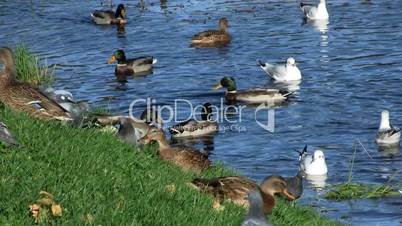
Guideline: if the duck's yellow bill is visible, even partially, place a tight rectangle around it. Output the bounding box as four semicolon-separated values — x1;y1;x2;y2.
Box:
213;82;222;90
107;55;116;64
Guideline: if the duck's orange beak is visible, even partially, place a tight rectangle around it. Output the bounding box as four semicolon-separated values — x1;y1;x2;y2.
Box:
107;55;117;64
282;189;296;201
213;82;222;90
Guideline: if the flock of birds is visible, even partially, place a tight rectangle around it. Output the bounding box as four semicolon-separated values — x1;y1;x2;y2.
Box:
0;0;396;225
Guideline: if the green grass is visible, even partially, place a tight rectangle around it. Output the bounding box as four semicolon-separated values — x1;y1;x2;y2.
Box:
0;108;339;225
14;44;54;85
325;183;400;201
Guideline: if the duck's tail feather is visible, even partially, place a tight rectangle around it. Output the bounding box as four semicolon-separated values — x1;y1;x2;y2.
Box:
279;90;294;98
152;58;158;65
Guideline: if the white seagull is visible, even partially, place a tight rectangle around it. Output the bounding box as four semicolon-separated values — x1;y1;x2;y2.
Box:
300;0;329;20
298;146;328;176
375;110;401;146
258;57;301;82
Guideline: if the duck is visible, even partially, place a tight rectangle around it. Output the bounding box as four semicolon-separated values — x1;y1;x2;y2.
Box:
139;127;211;173
191;175;295;214
191;18;231;48
241;190;272;226
375;110;401;146
0;121;17;146
258;57;302;82
300;0;329;20
107;49;157;82
0;47;71;121
96;108;163;145
213;76;293;104
91;3;127;25
169;103;218;138
285;170;303;200
298;146;328;176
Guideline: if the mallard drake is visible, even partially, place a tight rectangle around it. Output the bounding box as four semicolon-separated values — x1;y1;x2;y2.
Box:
375;110;400;146
0;47;71;121
300;0;329;20
285;171;303;200
107;49;157;82
258;57;302;82
241;190;272;226
191;18;231;47
0;121;17;146
298;146;328;176
213;76;292;104
191;175;295;214
139;127;211;173
91;3;127;25
169;103;218;138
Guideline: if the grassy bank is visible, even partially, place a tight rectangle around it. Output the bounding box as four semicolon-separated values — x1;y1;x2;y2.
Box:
0;107;339;225
325;183;400;201
14;44;54;85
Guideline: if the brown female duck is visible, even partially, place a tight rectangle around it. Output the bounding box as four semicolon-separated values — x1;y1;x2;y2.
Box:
191;18;231;47
107;49;157;82
91;4;127;25
191;175;295;214
139;127;211;173
0;47;71;121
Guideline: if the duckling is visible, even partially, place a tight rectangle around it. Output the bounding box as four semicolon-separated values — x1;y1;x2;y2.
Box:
300;0;329;20
139;127;211;173
258;57;302;82
241;190;272;226
0;47;71;121
375;110;400;146
107;49;157;82
298;146;328;176
0;121;17;146
91;3;127;25
213;76;292;104
169;103;218;138
191;175;295;214
191;18;231;48
285;170;303;200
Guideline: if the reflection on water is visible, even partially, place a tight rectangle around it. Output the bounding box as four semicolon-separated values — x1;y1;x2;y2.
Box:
378;145;400;157
306;174;328;190
2;0;402;225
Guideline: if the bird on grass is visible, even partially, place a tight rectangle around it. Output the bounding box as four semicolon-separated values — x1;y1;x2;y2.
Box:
0;121;17;146
241;190;272;226
0;47;71;121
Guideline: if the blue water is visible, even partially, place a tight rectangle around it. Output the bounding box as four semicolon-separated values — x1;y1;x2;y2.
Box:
1;0;402;225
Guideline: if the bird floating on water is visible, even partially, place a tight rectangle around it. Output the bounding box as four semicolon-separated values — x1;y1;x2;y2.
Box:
258;57;302;82
191;18;231;48
298;145;328;176
375;110;401;146
241;190;272;226
91;3;127;25
300;0;329;20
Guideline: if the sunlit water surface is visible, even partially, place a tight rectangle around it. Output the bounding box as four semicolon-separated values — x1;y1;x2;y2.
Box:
1;0;402;225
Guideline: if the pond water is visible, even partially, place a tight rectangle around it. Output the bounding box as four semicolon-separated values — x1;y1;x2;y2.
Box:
1;0;402;225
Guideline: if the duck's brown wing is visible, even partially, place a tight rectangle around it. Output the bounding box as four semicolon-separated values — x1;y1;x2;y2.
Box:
174;147;211;172
7;83;71;120
191;176;257;203
192;30;222;39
